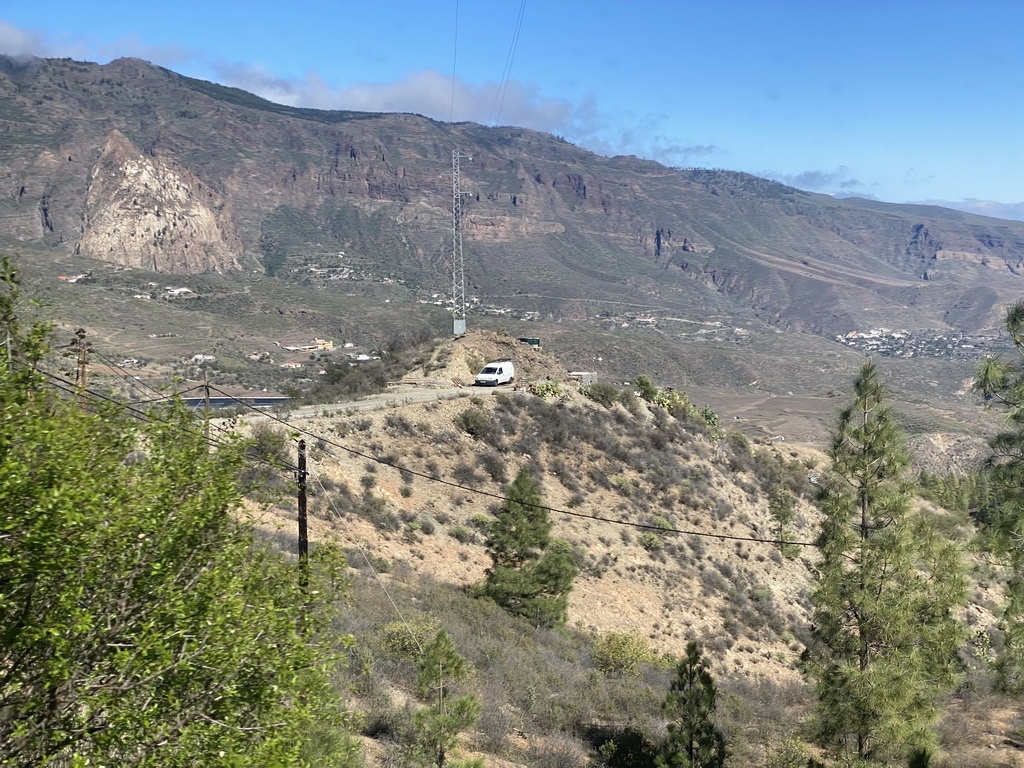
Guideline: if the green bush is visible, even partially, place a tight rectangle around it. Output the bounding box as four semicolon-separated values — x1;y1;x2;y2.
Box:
455;408;493;439
592;630;657;677
530;380;564;399
638;532;663;551
377;617;440;661
583;381;622;408
633;374;659;402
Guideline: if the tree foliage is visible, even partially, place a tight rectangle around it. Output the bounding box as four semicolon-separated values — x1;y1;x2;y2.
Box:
592;630;658;678
408;630;482;768
767;483;797;557
634;374;659;402
657;641;726;768
974;298;1024;691
475;468;577;627
0;260;360;767
806;362;966;764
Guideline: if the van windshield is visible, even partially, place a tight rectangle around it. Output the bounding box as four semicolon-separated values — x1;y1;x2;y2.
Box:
481;366;499;374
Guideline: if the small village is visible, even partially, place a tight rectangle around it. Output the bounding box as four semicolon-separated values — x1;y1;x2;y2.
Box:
833;327;997;360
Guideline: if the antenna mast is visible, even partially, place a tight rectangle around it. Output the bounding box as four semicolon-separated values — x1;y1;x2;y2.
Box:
451;149;470;336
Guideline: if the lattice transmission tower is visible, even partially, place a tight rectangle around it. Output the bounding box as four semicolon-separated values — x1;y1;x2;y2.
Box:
451;149;471;336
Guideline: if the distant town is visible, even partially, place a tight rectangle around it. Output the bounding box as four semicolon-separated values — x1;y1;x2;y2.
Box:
834;328;997;360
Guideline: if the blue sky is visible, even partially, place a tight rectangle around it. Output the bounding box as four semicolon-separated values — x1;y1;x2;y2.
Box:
3;1;1024;218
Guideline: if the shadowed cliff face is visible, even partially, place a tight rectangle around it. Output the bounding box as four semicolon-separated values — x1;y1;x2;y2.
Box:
78;130;242;273
5;55;1024;334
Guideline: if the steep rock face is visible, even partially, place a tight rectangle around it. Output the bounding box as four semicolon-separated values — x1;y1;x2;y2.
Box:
77;130;241;273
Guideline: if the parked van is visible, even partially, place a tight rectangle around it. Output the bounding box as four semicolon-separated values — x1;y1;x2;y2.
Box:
474;360;515;386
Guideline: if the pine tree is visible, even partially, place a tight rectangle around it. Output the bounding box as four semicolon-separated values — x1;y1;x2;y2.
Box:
476;468;577;627
767;482;797;557
806;362;966;763
657;641;726;768
975;299;1024;691
410;630;482;768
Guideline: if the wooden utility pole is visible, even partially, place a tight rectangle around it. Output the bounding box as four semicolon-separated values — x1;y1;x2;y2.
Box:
73;328;90;410
203;371;211;441
297;439;308;590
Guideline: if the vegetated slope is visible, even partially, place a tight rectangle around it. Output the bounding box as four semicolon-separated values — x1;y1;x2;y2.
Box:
5;56;1024;337
254;345;827;675
241;333;1004;766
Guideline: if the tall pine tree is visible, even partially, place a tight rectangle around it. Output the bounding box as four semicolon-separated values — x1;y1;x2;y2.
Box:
806;362;966;764
975;299;1024;691
657;641;726;768
475;468;577;627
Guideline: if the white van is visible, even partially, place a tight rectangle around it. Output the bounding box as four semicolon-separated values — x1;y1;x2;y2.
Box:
474;360;515;386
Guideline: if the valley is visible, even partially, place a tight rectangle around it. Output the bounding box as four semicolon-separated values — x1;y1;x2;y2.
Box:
4;52;1024;767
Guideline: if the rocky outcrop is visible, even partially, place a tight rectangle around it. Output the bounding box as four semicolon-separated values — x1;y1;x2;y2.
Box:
77;131;241;273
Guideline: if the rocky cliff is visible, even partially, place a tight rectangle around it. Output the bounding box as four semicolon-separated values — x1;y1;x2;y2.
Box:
77;130;241;272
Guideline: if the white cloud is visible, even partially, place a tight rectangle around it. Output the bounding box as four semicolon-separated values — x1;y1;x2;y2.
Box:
0;21;39;56
912;199;1024;222
766;166;864;193
0;21;88;59
96;36;192;68
210;63;719;167
0;21;192;68
213;63;579;133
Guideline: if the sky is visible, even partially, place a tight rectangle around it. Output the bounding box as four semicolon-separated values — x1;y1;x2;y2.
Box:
3;1;1024;219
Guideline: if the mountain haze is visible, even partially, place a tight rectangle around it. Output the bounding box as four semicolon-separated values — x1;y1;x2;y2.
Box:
4;55;1024;339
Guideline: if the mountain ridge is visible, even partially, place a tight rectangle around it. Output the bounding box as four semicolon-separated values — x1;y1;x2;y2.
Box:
4;55;1024;339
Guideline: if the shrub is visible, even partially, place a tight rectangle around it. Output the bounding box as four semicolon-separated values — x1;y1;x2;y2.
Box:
377;617;440;661
618;388;641;414
592;630;657;677
454;408;493;439
639;532;663;551
611;475;636;497
633;374;659;402
478;451;509;484
652;388;693;419
384;413;417;435
583;381;622;408
530;380;564;399
452;462;483;486
651;515;673;532
354;492;399;531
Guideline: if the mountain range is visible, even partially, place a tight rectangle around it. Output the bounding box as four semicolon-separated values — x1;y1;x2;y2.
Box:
4;54;1024;338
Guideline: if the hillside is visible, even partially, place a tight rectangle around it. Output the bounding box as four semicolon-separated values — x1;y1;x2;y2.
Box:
226;330;1014;767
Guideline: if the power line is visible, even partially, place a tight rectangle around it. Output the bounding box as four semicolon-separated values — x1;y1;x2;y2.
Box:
449;0;460;124
25;348;816;549
210;385;817;548
90;348;205;404
28;366;298;476
308;467;425;652
488;0;527;127
88;349;235;440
